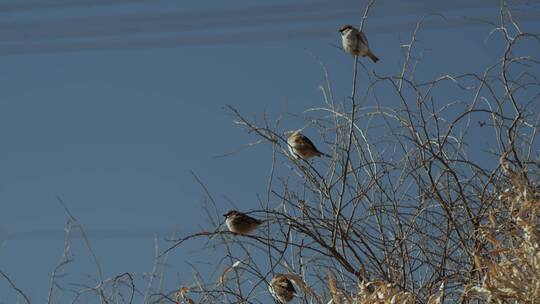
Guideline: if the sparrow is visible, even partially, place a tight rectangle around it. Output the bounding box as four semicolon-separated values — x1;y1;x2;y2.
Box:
339;24;379;63
269;274;296;303
287;131;329;160
223;210;263;235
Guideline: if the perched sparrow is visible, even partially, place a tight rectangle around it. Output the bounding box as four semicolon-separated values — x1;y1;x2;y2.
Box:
339;24;379;63
223;210;263;235
269;274;296;303
287;131;329;160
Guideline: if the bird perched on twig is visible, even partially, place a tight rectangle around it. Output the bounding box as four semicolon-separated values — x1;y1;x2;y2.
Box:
287;131;329;160
269;274;296;303
223;210;263;235
339;24;379;63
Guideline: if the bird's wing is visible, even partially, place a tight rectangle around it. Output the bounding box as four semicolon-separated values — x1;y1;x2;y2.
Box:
275;277;296;293
241;214;262;225
285;278;297;293
358;31;369;46
296;134;318;151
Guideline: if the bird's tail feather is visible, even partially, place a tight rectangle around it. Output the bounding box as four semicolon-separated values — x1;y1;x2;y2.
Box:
368;51;379;63
318;151;331;158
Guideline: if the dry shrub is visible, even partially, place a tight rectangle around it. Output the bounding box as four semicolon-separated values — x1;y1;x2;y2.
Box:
328;280;444;304
469;157;540;303
351;281;416;304
154;3;539;304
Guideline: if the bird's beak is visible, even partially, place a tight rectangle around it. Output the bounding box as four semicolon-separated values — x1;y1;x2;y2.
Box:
223;213;227;217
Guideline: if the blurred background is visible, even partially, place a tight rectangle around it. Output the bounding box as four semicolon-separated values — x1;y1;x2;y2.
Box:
0;0;538;302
